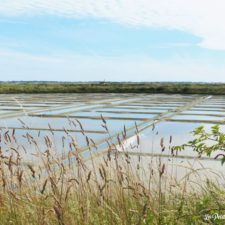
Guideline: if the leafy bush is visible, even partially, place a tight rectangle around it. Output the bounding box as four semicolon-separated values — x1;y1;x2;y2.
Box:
173;125;225;164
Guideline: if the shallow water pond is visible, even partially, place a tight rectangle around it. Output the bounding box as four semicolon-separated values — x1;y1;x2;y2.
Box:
0;93;225;169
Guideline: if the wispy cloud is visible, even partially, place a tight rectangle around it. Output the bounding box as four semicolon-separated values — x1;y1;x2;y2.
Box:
0;49;62;63
0;18;27;24
1;49;225;82
0;0;224;50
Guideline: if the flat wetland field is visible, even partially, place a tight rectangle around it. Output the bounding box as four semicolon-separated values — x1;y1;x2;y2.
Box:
1;92;225;166
1;92;225;224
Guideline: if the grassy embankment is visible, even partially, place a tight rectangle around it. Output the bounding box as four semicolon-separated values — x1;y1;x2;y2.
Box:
1;82;225;94
0;120;225;225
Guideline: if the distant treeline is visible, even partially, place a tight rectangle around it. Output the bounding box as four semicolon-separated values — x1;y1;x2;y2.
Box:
0;82;225;95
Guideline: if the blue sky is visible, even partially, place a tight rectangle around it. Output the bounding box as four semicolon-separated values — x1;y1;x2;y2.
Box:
0;1;225;82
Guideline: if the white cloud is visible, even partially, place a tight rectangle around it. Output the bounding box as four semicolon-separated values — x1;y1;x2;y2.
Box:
0;49;225;82
0;49;62;63
0;0;225;50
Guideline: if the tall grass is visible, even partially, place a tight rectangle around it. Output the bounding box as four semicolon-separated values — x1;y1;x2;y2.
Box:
0;119;225;225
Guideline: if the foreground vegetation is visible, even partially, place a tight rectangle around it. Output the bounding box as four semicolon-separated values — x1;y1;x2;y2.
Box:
0;121;225;224
1;82;225;94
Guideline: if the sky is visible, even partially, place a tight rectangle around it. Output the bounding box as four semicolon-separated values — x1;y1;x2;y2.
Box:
0;0;225;82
